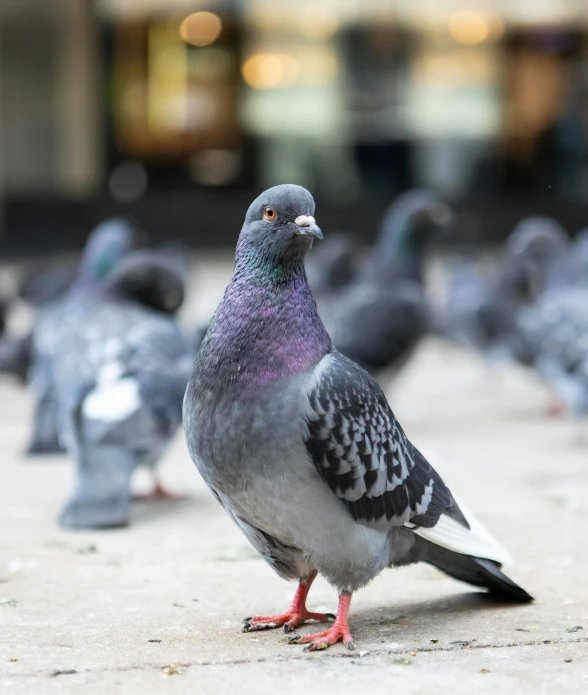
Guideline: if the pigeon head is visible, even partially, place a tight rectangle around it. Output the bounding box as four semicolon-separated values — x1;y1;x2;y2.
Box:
374;189;452;280
77;217;136;288
504;216;568;264
106;251;185;315
195;184;331;394
501;216;569;302
236;184;322;271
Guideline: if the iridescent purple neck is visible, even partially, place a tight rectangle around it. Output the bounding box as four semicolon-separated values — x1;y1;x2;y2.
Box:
197;248;332;397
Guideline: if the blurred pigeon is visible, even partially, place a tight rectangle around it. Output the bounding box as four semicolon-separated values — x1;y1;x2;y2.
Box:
319;190;452;377
18;258;79;308
56;251;192;529
500;218;588;418
500;216;569;304
184;184;532;652
440;258;514;363
510;287;588;422
0;334;32;383
306;231;366;300
27;218;136;455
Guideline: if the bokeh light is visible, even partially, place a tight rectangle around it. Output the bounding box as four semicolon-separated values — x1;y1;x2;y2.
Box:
448;10;489;45
179;12;222;47
242;54;300;90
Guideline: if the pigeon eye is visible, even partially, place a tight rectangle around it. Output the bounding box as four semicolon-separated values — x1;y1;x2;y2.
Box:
263;206;277;222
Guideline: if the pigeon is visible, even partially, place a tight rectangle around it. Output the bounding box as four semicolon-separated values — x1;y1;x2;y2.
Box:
55;251;192;529
18;258;79;308
27;218;136;455
306;231;366;300
500;216;570;304
183;184;532;652
510;285;588;423
440;258;514;364
0;334;32;383
318;190;452;377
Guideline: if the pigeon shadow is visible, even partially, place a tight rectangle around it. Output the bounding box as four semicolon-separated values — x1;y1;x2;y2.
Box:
352;591;526;641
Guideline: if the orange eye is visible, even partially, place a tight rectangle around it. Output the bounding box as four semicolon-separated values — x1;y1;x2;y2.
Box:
263;206;277;222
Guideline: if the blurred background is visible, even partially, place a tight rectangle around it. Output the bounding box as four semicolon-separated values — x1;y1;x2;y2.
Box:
2;0;588;254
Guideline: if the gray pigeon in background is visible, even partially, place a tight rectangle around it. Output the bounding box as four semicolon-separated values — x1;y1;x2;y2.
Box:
511;287;588;423
499;217;588;419
500;216;570;305
440;258;514;363
319;190;452;377
184;184;532;653
56;251;192;529
0;334;32;383
27;218;136;455
306;231;366;301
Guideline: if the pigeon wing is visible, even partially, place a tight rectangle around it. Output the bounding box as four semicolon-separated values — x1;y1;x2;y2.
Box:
304;351;467;530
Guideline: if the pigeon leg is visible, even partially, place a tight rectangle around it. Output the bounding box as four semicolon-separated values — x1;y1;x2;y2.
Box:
26;393;65;456
546;388;565;417
242;570;334;633
133;474;183;501
288;591;353;651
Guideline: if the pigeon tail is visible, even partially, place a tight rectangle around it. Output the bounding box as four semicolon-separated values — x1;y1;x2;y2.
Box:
420;540;533;603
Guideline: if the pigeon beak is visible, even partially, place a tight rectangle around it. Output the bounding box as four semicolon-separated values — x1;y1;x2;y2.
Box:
293;215;323;240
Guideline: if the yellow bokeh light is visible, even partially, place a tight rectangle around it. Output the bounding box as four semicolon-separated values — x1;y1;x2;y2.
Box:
179;12;222;47
448;10;489;45
242;54;300;90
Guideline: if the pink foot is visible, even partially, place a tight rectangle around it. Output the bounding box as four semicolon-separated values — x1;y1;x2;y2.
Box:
242;570;333;633
133;481;183;501
242;607;334;633
546;392;565;417
288;592;354;651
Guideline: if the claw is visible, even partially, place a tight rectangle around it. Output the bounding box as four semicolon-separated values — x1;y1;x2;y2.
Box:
288;592;354;652
242;617;252;623
241;571;333;635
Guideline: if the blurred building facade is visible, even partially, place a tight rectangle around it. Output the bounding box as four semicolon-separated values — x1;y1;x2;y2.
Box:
2;0;588;253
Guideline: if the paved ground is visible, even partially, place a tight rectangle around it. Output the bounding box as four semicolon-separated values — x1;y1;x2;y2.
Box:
1;257;587;693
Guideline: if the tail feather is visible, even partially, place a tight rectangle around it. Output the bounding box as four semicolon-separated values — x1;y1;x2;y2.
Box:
422;540;533;603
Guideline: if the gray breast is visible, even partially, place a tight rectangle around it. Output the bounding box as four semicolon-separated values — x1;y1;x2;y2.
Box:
186;374;309;496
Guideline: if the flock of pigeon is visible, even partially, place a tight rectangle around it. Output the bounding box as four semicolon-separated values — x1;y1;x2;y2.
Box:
7;183;586;651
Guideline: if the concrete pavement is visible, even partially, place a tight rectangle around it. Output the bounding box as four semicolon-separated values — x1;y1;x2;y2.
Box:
0;258;587;693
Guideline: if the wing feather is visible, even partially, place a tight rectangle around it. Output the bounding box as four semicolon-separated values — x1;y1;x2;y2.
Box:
305;351;466;529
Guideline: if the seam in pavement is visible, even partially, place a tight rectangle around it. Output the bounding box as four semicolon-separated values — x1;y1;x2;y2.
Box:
6;636;587;679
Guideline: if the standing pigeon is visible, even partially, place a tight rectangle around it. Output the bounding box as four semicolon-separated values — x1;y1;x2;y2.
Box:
55;251;192;529
319;190;452;377
498;218;586;416
27;218;136;454
184;185;532;652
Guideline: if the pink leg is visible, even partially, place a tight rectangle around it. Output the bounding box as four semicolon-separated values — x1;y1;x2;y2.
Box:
242;570;335;633
546;389;565;417
288;591;354;651
133;477;183;501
